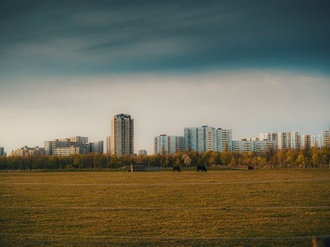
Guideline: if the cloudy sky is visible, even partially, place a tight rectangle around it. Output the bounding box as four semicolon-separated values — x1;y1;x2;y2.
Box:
1;0;329;154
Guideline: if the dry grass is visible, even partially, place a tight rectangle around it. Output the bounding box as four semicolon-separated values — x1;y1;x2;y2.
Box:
0;169;329;246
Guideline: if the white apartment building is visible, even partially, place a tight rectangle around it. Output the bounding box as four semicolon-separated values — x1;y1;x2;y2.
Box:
53;146;80;156
217;128;232;152
289;132;301;149
320;128;330;148
260;132;300;150
12;146;45;157
232;138;275;153
301;135;311;149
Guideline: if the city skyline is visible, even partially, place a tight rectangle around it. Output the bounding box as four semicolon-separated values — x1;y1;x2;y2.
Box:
1;1;330;154
2;122;329;156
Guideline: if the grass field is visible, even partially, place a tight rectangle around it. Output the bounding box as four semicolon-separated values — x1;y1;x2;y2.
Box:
0;169;329;246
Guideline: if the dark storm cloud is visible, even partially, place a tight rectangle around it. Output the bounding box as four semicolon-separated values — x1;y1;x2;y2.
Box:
1;0;330;76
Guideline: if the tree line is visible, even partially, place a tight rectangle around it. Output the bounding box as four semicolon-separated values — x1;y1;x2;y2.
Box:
0;147;329;171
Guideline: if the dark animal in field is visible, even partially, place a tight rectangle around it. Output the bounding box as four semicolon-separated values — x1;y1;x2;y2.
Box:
173;166;181;172
196;165;207;172
247;166;254;170
313;236;330;247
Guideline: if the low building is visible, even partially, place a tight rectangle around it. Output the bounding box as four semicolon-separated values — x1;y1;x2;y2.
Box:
138;149;147;155
89;141;104;153
44;136;103;156
12;146;45;157
53;146;80;156
232;139;275;153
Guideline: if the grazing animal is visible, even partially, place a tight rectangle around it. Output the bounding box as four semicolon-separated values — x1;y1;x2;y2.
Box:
247;166;254;170
313;236;330;247
173;166;181;172
197;165;207;172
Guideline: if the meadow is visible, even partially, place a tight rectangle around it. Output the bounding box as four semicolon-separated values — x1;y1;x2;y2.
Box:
0;169;329;246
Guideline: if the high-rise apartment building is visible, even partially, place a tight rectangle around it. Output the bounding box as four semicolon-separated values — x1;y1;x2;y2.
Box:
310;135;316;148
154;135;184;154
184;126;215;152
110;113;134;156
44;141;53;155
277;132;289;149
217;128;232;152
289;132;301;149
259;133;271;141
301;135;311;149
0;146;5;156
106;136;111;154
233;138;275;153
184;126;232;153
320;128;330;148
260;132;300;150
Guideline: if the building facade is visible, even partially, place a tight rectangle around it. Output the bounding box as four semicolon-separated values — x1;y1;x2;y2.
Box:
110;113;134;156
89;141;104;153
45;136;103;156
320;128;330;148
301;135;311;149
106;136;111;154
154;135;184;154
12;146;45;157
277;132;289;149
232;139;275;153
289;132;301;150
184;126;232;153
0;146;5;156
217;128;232;152
53;146;80;156
138;149;147;155
259;132;301;150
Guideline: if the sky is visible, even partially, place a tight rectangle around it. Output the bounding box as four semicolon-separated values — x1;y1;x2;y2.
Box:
1;0;330;154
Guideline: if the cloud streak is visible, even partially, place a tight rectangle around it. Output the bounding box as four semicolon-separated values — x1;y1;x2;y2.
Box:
1;0;330;77
0;1;329;154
